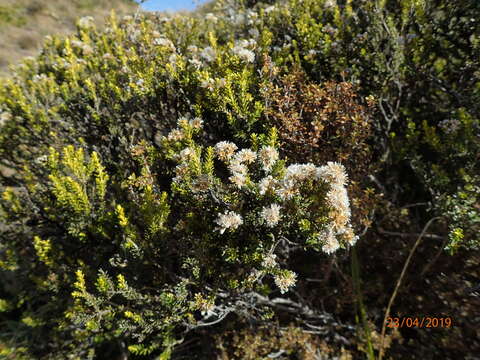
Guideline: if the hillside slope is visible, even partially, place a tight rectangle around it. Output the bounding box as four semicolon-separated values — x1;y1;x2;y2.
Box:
0;0;138;74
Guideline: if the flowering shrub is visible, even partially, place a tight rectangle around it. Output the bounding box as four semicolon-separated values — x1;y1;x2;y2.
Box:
0;113;356;357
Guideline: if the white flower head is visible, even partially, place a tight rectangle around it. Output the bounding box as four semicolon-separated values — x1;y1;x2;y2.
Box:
177;116;190;128
229;173;247;188
167;128;184;141
153;37;175;50
264;5;276;13
284;163;317;183
0;111;12;126
228;161;248;176
200;46;216;62
233;149;257;164
249;28;260;38
168;54;179;66
320;227;340;254
215;141;238;161
258;175;277;195
274;270;297;294
341;226;359;246
247;268;263;283
200;78;215;91
261;203;281;227
316;162;348;185
324;0;337;8
215;210;243;234
262;253;277;268
258;146;279;172
276;180;298;201
235;39;251;48
233;46;255;63
216;78;227;88
189;117;203;129
205;13;218;23
179;147;196;162
326;183;350;213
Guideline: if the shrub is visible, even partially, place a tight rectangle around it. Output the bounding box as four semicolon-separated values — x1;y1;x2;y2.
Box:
1;119;357;357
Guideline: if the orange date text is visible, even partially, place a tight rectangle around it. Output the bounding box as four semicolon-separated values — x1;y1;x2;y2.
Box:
386;317;452;328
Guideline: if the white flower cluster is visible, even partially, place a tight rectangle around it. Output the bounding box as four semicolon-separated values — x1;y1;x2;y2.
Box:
274;270;297;294
285;164;317;182
163;116;205;183
324;0;337;8
316;162;358;250
205;13;218;23
187;45;198;53
261;203;281;227
174;139;356;253
215;210;243;234
200;78;215;91
264;5;276;13
200;77;226;91
167;129;184;141
316;161;348;185
319;227;340;254
258;175;277;195
164;115;203;143
274;163;316;201
189;58;202;69
232;9;259;26
228;153;252;189
214;141;238;161
258;146;279;172
262;253;278;268
233;148;257;164
259;159;356;251
179;147;196;162
189;117;204;129
232;40;256;63
200;46;216;62
153;37;176;51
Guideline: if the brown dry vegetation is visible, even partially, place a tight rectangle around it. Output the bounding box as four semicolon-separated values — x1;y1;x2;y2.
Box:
261;61;378;230
0;0;137;75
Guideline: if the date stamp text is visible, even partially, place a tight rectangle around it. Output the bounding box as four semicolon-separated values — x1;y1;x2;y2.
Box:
386;317;452;328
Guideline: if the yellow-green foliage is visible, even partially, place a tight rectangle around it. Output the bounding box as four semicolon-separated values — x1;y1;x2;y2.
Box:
32;236;53;267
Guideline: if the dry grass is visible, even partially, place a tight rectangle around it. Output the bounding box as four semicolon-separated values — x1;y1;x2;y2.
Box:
0;0;138;75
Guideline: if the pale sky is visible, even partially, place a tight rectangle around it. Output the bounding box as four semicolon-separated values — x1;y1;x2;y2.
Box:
136;0;208;12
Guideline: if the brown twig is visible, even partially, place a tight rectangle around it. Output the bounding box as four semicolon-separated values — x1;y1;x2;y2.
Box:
378;217;442;360
419;235;450;277
377;227;444;240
